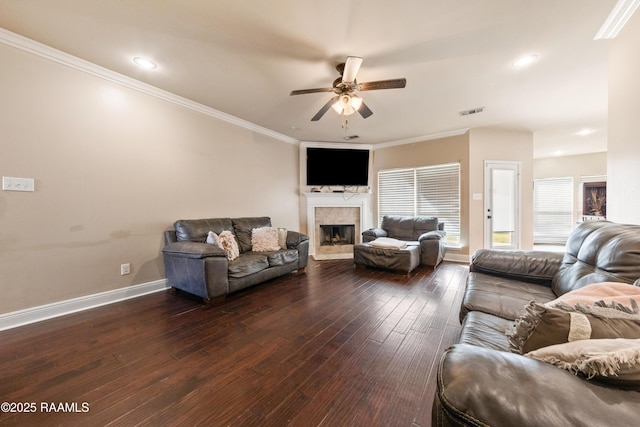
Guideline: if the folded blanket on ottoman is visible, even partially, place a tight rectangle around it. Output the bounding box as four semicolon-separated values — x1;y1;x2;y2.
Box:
369;237;408;249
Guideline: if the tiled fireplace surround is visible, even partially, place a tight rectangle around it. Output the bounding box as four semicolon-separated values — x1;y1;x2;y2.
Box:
304;193;372;260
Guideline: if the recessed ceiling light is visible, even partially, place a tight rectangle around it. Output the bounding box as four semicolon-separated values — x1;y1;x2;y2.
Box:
512;53;538;68
576;128;595;136
133;57;157;70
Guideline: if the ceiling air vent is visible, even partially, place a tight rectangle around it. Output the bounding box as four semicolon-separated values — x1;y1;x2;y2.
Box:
459;107;485;116
343;135;360;140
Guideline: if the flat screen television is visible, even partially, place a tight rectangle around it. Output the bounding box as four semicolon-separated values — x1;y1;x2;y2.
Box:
306;147;370;187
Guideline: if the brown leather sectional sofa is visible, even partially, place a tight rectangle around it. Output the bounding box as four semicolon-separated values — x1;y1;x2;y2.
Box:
433;221;640;426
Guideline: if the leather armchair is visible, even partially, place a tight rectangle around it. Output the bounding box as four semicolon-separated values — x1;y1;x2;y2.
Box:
362;215;447;267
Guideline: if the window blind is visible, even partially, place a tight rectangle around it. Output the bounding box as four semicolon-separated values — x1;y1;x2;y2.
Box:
533;177;573;244
378;163;460;246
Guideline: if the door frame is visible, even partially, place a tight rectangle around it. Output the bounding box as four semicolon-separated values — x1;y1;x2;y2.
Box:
484;160;521;249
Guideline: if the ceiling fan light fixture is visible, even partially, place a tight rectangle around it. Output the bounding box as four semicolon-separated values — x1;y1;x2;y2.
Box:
332;94;359;116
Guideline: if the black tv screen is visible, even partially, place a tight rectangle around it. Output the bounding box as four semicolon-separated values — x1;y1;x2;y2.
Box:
306;147;370;187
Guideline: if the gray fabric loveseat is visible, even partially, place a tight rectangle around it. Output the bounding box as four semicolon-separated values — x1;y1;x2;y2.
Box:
433;220;640;427
162;217;308;302
356;215;447;272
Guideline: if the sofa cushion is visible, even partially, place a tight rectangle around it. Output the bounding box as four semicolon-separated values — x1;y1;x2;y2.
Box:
232;217;272;253
552;221;640;296
460;272;556;322
459;311;512;352
381;215;438;241
265;249;298;267
526;338;640;388
508;301;640;354
228;253;269;278
174;218;233;242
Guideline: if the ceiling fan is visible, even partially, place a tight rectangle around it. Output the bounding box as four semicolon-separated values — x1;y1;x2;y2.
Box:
290;56;407;121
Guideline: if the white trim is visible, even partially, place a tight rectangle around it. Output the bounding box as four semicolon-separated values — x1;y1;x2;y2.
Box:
373;129;469;149
594;0;640;40
301;141;374;150
0;279;169;331
443;253;470;264
0;28;299;146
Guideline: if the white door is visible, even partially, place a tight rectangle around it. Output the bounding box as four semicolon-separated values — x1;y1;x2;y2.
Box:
484;161;520;249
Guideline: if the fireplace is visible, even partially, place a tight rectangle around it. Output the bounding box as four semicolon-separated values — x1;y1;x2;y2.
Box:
304;192;371;260
319;224;355;246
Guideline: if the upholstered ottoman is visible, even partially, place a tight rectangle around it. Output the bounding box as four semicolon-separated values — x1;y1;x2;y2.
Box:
353;242;420;275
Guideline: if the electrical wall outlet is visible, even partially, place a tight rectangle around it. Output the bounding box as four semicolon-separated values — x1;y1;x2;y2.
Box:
2;176;35;192
120;263;131;275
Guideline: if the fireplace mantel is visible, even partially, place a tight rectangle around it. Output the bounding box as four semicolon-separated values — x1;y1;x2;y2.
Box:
304;192;372;259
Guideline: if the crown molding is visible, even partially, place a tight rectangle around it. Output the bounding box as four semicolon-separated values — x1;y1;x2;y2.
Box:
0;28;300;146
594;0;640;40
372;128;469;149
300;141;373;150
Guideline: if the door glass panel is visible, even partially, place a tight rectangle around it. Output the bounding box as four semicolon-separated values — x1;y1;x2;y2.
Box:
491;169;517;249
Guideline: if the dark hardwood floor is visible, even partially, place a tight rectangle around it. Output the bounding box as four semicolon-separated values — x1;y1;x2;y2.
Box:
0;259;468;427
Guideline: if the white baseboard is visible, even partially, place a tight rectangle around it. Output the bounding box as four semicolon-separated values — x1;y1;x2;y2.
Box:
0;279;169;331
444;253;471;264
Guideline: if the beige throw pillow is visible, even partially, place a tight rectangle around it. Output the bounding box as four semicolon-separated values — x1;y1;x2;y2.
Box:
278;228;288;249
526;338;640;388
218;230;240;260
251;227;280;252
507;301;640;354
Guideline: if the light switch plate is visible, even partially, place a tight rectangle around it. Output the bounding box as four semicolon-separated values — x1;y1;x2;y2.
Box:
2;177;35;192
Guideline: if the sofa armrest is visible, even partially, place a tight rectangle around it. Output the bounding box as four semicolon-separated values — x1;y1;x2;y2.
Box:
470;249;563;284
162;241;227;259
286;230;309;248
286;231;309;271
433;344;640;427
418;230;446;241
362;228;388;242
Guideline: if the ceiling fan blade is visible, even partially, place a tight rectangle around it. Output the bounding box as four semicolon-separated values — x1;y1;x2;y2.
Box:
342;56;363;83
290;87;333;96
311;96;338;121
358;78;406;91
358;101;373;119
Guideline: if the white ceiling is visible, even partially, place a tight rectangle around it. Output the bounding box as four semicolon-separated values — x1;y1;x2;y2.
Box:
0;0;619;158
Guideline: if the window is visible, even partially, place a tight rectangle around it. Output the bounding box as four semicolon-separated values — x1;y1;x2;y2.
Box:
378;163;460;246
533;177;573;244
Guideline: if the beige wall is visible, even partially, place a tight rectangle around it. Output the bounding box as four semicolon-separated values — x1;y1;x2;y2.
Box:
608;10;640;224
468;128;534;253
534;152;607;224
0;44;300;314
371;133;470;257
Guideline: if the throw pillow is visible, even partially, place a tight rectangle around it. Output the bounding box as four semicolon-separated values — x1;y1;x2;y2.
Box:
251;227;280;252
218;230;240;261
507;301;640;354
526;338;640;388
546;282;640;311
206;231;223;248
278;228;288;250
